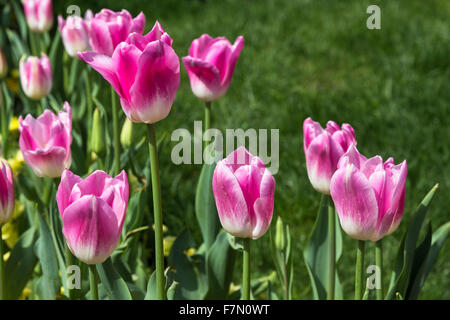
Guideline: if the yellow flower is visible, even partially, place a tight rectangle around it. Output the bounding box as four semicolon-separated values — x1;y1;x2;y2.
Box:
3;251;10;262
7;150;24;174
152;223;168;234
186;248;196;257
229;282;241;295
2;222;19;248
19;287;32;300
9;117;19;133
163;236;176;257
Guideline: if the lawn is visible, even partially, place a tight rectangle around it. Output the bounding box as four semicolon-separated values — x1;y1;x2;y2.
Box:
52;0;450;299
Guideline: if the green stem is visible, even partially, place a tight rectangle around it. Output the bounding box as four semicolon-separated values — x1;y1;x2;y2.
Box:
63;52;70;96
88;264;98;300
376;239;383;300
0;226;4;299
204;101;211;151
355;240;366;300
111;87;120;175
0;82;8;158
327;195;335;300
68;58;80;95
281;252;289;300
84;68;93;166
65;245;74;299
29;32;39;56
147;124;165;300
242;238;251;300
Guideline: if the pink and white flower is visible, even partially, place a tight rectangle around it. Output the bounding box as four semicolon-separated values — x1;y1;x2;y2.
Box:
330;145;407;241
56;169;129;264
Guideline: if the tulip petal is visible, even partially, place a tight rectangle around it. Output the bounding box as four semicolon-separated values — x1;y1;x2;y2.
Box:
182;56;222;101
112;42;141;102
126;40;180;123
22;146;69;178
77;51;124;98
212;162;251;238
89;18;114;56
252;169;275;239
56;169;82;217
330;164;379;241
62;195;120;264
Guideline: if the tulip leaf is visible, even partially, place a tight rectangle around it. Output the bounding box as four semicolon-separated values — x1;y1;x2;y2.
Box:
96;258;132;300
303;195;343;300
167;229;206;299
10;0;28;40
36;213;61;300
195;160;221;251
5;227;38;299
205;230;236;299
407;221;450;299
386;184;439;299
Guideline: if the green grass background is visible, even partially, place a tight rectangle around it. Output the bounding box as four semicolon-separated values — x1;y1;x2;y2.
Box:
55;0;450;299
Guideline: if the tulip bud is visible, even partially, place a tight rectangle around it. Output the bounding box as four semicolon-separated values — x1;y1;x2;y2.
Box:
212;147;276;239
303;118;356;194
23;0;54;33
120;118;134;148
275;216;286;251
58;14;91;57
56;169;129;264
330;145;407;241
183;34;244;102
19;54;52;100
0;159;15;226
90;108;105;156
0;48;7;80
18;103;72;178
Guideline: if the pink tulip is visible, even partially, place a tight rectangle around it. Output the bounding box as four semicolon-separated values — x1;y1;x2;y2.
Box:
19;54;52;100
78;22;180;124
23;0;53;33
330;145;407;241
182;34;244;102
88;9;145;56
56;169;129;264
0;48;7;79
58;12;91;57
18;103;72;178
0;159;15;226
303;117;356;194
212;147;275;239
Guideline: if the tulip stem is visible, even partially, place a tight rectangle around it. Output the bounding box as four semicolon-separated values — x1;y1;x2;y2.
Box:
242;238;251;300
88;264;99;300
204;101;211;151
0;226;4;299
84;67;93;166
0;81;8;157
355;240;365;300
327;196;335;300
147;124;165;300
376;239;383;300
111;87;120;175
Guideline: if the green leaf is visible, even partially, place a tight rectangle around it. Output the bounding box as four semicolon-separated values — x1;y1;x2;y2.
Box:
167;229;206;299
407;221;450;299
303;195;343;300
36;214;61;300
386;184;439;299
205;230;236;299
195;161;221;250
96;258;132;300
405;223;432;299
5;228;38;299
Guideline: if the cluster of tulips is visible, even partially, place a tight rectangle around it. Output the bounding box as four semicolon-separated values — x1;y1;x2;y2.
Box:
0;0;448;301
